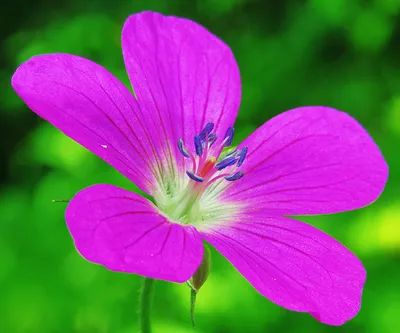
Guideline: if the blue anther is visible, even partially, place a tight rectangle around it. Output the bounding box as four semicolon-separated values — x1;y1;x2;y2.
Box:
194;135;203;156
225;171;244;181
208;133;217;146
237;147;248;167
224;149;240;159
199;122;215;140
186;171;204;182
224;127;234;146
215;156;237;170
177;139;190;158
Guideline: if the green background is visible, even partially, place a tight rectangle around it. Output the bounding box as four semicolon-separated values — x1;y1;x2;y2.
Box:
1;0;399;332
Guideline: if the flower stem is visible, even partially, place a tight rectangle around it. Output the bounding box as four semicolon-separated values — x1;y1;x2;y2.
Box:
190;288;197;327
139;278;154;333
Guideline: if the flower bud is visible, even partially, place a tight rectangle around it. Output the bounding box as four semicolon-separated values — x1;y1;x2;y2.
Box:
188;246;211;292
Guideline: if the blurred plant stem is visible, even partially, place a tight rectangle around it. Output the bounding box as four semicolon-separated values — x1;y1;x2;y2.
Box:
190;288;197;327
139;278;154;333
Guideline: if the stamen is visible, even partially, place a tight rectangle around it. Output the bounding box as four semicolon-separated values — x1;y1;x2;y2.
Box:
178;139;190;158
200;133;210;168
199;122;214;140
190;154;198;175
206;173;230;186
225;171;244;181
208;134;217;146
181;123;246;188
223;127;234;146
186;171;205;182
215;156;236;170
194;135;203;156
237;147;248;167
224;149;240;159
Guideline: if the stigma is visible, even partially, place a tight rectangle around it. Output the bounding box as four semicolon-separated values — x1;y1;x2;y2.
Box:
177;122;247;187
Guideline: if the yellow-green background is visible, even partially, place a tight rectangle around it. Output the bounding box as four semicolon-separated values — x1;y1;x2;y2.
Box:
0;0;399;332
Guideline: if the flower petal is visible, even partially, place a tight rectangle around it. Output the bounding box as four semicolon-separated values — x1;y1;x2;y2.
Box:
201;213;366;325
12;54;161;194
122;11;241;157
65;184;203;283
223;107;388;215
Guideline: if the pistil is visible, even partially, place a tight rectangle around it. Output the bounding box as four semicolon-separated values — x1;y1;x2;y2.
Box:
199;156;216;178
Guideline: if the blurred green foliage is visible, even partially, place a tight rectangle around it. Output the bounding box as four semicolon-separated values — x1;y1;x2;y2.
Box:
0;0;399;332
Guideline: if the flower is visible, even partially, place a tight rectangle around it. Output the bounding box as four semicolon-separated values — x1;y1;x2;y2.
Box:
12;11;388;326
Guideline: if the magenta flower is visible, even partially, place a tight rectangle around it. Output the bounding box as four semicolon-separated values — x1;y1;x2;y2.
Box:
12;11;387;325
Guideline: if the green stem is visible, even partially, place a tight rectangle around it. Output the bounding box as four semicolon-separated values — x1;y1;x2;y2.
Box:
190;288;197;327
139;278;154;333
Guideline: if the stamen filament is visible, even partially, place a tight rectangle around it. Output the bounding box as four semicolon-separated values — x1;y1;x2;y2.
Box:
206;173;230;186
190;153;197;175
199;133;209;168
208;134;217;146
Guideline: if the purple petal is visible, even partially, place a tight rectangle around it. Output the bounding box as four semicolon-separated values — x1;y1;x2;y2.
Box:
122;11;241;159
65;184;203;283
223;107;388;215
11;54;164;193
201;213;366;325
